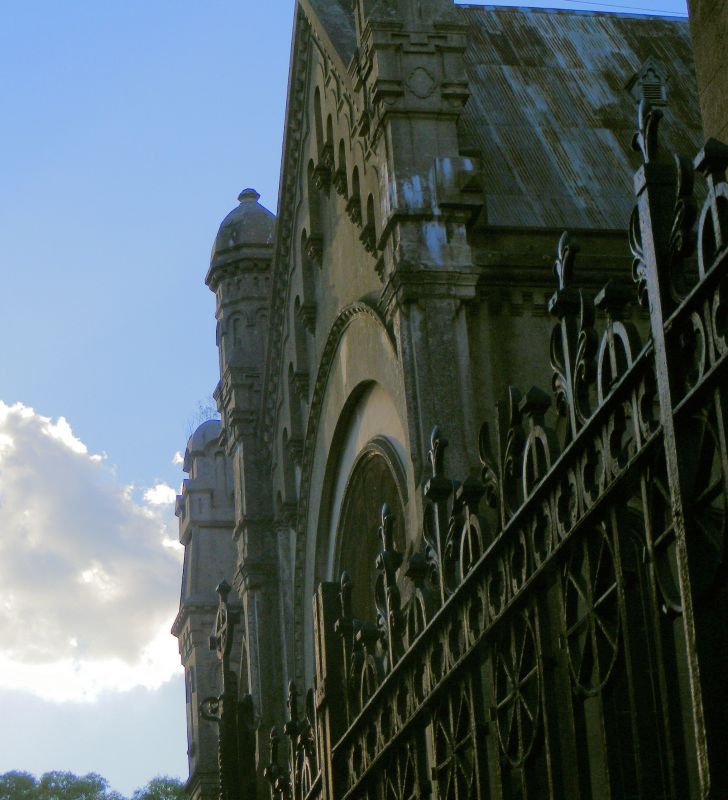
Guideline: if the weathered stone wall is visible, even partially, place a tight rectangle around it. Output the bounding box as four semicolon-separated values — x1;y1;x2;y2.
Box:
261;0;702;702
267;21;415;689
688;0;728;140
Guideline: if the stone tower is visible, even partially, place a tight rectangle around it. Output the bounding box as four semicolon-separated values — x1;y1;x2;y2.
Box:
172;419;239;800
206;189;285;748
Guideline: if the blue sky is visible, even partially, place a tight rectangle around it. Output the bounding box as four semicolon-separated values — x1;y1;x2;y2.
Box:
0;0;688;794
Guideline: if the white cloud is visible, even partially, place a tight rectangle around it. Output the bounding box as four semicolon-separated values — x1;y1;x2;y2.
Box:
0;402;183;702
172;451;184;465
144;482;177;506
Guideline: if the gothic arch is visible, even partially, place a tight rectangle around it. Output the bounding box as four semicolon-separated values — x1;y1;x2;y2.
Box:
288;303;414;686
313;86;324;156
332;434;408;624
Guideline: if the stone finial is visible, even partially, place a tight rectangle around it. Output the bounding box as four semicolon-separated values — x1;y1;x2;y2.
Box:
238;188;261;203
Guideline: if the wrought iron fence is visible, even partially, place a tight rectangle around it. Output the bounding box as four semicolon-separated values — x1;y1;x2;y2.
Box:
208;102;728;799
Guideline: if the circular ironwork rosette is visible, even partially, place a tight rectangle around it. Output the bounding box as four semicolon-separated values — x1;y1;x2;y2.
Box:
508;530;530;594
413;660;427;705
433;691;476;799
679;413;726;600
447;620;466;667
404;590;428;650
648;461;682;613
351;739;364;783
530;498;555;565
555;472;577;541
359;653;382;710
636;364;659;441
580;432;607;509
563;526;620;696
711;272;728;357
365;718;378;763
523;428;552;497
395;675;411;728
384;743;417;800
487;556;508;620
596;320;638;405
460;514;485;579
466;588;486;644
300;749;314;798
649;414;727;611
378;704;393;747
503;432;525;521
675;310;708;396
606;399;635;477
494;612;541;766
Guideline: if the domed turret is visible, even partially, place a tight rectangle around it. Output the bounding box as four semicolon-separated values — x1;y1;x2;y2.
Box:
209;188;276;267
183;418;222;473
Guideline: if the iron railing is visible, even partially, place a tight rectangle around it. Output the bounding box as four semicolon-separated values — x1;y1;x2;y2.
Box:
209;102;728;799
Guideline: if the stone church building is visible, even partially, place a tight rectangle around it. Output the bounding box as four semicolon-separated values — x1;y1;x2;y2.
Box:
173;0;728;798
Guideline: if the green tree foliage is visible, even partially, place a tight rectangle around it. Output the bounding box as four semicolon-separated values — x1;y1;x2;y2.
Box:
0;772;183;800
130;777;184;800
36;772;122;800
0;772;37;800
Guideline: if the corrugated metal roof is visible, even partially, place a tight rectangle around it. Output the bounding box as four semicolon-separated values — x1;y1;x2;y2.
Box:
458;6;701;229
306;0;357;62
303;1;702;230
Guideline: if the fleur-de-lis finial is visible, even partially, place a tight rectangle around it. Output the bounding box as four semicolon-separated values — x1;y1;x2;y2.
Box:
553;231;579;291
632;98;663;164
428;427;448;478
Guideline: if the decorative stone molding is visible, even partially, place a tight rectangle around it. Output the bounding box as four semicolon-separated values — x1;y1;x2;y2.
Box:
285;434;304;466
346;195;362;226
295;299;317;334
289;302;396;686
261;8;385;469
380;269;480;320
234;558;277;594
274;501;298;532
303;231;323;266
313;143;335;192
406;66;436;99
261;9;313;469
226;408;258;443
333;166;348;198
359;221;377;255
291;369;310;401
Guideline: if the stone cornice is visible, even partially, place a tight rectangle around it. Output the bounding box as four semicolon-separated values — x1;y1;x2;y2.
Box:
380;268;480;318
171;595;242;637
298;0;356;92
206;245;274;290
262;3;375;465
262;6;312;464
233;558;277;594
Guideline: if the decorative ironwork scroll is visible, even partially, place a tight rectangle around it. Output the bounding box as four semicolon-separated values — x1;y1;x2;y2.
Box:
297;102;728;800
240;99;728;800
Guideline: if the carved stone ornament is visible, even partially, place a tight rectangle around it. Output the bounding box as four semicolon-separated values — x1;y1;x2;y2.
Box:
303;231;323;265
345;195;362;226
406;66;436;99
